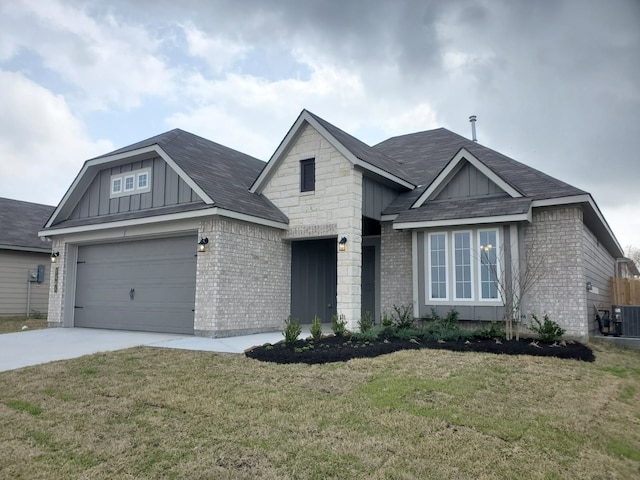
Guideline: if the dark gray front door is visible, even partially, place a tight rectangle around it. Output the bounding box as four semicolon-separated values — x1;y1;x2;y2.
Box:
291;239;337;324
74;236;197;334
361;245;376;321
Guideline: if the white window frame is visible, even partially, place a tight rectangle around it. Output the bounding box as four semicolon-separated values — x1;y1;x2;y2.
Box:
137;171;149;190
478;228;500;301
123;174;135;192
453;230;474;301
427;232;449;301
110;167;152;198
111;177;122;195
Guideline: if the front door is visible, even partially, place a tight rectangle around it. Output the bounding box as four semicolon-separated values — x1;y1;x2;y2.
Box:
290;239;337;324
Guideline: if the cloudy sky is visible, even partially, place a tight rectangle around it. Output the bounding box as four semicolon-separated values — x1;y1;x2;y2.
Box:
1;0;638;250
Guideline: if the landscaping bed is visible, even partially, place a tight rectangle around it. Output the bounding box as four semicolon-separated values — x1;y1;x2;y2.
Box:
245;334;595;364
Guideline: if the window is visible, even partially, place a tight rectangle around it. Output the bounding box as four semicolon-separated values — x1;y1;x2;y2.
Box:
479;230;499;300
110;167;152;198
137;171;148;189
429;233;448;300
424;228;501;303
124;174;135;192
111;177;122;195
454;232;472;299
300;158;315;192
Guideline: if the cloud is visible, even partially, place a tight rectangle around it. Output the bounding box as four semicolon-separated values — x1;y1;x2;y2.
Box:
0;0;175;111
0;71;112;205
181;22;250;74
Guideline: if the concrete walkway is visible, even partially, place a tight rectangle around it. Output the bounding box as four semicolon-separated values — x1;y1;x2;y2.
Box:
0;327;295;373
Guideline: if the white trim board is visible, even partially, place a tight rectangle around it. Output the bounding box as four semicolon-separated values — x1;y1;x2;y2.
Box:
393;212;532;230
40;207;288;238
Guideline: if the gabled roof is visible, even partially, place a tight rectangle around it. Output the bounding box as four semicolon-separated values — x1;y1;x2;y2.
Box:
376;128;587;214
251;110;415;193
0;197;55;252
45;129;288;231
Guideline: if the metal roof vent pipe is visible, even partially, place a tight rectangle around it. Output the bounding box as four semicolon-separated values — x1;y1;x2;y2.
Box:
469;115;478;142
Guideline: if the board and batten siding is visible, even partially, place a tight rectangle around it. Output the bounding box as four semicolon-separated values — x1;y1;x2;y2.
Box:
434;162;503;200
362;176;399;220
0;250;50;316
583;223;615;335
69;157;199;220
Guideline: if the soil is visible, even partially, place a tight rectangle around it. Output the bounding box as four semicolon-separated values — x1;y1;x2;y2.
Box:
245;335;595;365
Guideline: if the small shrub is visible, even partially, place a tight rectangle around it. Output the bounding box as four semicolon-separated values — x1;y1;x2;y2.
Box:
332;314;348;336
529;314;565;342
381;311;393;327
394;328;421;340
353;325;381;342
392;304;415;330
310;315;323;341
358;311;374;332
283;316;302;346
423;308;470;341
475;322;506;340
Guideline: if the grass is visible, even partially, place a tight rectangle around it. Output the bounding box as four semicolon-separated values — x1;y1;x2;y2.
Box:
0;340;639;478
0;315;48;333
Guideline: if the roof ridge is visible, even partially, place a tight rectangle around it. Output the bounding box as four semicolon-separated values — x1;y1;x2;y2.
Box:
304;110;414;184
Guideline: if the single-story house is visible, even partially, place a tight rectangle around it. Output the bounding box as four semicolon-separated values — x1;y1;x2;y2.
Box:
0;197;55;316
40;110;624;341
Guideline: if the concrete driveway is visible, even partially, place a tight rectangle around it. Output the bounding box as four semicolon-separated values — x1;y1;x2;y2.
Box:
0;327;287;372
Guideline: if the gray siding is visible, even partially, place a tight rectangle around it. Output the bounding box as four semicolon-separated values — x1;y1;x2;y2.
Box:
0;250;50;316
69;157;199;220
435;162;503;200
583;223;615;334
363;176;399;220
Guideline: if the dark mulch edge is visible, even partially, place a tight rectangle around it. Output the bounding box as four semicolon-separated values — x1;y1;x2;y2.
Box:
245;335;595;365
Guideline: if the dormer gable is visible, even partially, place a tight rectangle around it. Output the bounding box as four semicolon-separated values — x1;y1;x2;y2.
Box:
44;144;212;229
411;147;522;209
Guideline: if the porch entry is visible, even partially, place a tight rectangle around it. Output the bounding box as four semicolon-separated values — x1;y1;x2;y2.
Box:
291;238;337;324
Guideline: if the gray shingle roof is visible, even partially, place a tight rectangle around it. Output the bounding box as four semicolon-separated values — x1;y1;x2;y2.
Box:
95;129;288;224
0;197;55;251
394;196;532;224
305;111;414;185
375;128;587;216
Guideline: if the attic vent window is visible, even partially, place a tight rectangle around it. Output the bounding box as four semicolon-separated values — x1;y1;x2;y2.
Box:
110;167;152;198
300;158;315;192
111;178;122;195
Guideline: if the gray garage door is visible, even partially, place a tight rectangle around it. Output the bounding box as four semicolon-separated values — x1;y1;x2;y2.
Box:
74;236;197;334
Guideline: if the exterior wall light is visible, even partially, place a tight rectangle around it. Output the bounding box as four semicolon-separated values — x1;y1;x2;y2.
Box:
338;237;347;252
197;237;209;252
50;251;60;263
586;281;593;291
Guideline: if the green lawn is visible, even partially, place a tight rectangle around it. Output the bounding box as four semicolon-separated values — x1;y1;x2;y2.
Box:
0;339;639;479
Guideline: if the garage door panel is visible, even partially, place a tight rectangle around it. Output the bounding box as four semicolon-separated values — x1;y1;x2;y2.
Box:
74;236;197;334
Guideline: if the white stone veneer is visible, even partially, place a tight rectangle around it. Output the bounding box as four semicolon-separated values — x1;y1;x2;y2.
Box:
261;123;363;330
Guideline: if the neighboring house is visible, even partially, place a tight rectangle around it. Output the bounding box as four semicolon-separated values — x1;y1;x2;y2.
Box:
0;197;55;316
40;110;624;341
617;257;639;278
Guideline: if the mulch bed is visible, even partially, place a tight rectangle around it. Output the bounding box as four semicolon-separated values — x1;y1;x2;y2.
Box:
245;335;595;364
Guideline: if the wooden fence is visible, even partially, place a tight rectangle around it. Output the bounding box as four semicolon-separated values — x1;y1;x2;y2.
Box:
610;277;640;305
